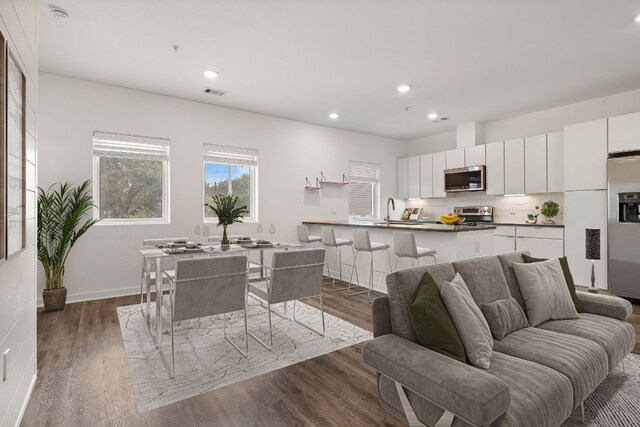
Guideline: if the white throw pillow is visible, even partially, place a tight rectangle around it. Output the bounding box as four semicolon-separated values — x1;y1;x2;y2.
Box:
440;273;493;369
512;257;580;327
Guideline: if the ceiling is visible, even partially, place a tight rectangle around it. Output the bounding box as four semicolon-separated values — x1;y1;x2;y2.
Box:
39;0;640;140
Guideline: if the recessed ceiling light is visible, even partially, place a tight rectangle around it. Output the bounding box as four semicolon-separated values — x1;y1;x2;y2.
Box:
329;113;340;119
428;113;439;120
635;14;640;23
50;7;70;21
397;84;412;93
203;70;219;79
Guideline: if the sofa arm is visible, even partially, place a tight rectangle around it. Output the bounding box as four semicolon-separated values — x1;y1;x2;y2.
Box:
362;334;510;427
372;296;392;338
576;291;632;320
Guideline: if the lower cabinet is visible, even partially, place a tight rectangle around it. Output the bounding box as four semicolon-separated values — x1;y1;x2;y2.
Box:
493;225;564;258
494;226;516;254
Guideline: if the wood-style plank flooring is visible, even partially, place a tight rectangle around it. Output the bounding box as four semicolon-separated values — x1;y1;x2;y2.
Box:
21;284;640;427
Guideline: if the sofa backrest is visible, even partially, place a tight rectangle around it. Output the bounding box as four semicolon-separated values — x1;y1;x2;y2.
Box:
452;255;512;307
496;251;530;311
386;263;456;342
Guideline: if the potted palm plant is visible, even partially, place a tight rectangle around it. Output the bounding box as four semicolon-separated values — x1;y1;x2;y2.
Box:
37;180;99;311
204;194;248;247
541;200;560;224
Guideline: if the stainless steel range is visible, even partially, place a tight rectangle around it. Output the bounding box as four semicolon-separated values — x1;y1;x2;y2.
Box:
452;206;494;223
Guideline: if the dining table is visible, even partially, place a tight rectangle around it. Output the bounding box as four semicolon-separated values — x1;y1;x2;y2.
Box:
137;241;305;346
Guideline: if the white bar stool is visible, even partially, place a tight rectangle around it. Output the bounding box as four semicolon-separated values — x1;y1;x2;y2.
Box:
321;227;353;291
393;231;437;270
296;225;322;247
349;229;391;302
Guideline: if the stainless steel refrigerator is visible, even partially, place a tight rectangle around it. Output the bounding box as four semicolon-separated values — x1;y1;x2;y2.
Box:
608;154;640;300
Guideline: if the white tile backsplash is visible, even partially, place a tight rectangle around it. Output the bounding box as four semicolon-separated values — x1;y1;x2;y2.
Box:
406;193;564;224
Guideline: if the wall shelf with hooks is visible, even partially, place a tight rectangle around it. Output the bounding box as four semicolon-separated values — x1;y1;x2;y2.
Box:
305;177;322;190
319;172;349;185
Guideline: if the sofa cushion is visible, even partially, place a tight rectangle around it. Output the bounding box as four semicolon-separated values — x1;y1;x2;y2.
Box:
522;254;584;313
481;297;529;340
512;258;579;326
441;274;493;369
452;256;511;307
410;272;467;363
537;313;635;371
386;263;456;342
493;327;608;408
451;352;573;427
496;251;529;311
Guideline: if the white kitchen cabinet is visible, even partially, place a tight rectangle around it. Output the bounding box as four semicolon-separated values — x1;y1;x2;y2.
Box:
564;190;608;289
486;141;505;195
524;134;547;194
407;156;420;198
516;236;564;259
446;148;465;169
465;145;486;166
419;154;433;198
564;119;608;191
609;111;640;154
547;131;564;193
432;151;447;198
504;138;525;195
494;226;516;254
397;158;408;199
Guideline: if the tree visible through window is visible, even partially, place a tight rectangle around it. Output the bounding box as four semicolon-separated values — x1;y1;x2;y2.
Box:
203;144;257;221
93;132;169;222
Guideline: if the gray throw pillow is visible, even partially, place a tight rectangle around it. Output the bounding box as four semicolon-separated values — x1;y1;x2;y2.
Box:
481;297;529;340
440;273;493;369
512;258;580;327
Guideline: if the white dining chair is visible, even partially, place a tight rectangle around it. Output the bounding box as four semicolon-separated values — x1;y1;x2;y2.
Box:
247;248;325;350
393;232;437;270
140;237;189;313
296;225;322;246
162;255;249;378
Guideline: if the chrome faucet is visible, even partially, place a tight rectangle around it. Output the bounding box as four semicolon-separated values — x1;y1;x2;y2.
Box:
385;198;395;226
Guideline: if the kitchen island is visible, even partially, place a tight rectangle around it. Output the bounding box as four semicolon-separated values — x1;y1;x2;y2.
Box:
303;220;497;293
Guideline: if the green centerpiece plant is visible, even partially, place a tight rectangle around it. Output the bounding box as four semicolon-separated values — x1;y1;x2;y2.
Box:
204;194;248;246
37;180;99;311
541;200;560;224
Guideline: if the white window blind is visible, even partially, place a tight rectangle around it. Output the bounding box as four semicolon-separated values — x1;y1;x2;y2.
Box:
203;143;258;166
349;161;379;217
93;131;169;161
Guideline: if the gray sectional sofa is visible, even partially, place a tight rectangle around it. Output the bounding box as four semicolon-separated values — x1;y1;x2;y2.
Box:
362;251;635;427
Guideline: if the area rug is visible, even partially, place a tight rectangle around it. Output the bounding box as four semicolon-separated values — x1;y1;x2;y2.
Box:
562;353;640;426
118;300;372;412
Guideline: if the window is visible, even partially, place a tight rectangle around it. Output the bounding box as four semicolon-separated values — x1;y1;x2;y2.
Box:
93;132;169;223
203;144;258;221
349;161;380;219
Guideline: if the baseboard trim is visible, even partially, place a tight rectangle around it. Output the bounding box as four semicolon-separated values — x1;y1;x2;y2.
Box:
36;286;140;307
14;373;37;427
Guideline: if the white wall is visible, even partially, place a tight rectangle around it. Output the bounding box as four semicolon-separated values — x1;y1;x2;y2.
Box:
0;0;37;426
406;87;640;153
37;73;404;303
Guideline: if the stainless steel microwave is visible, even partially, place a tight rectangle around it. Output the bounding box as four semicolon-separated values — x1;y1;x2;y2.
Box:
444;165;485;192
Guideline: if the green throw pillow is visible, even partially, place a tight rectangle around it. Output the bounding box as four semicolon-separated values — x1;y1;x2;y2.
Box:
522;254;584;313
410;272;467;363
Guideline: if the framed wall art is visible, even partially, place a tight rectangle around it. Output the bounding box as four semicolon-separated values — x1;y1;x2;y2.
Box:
6;46;25;258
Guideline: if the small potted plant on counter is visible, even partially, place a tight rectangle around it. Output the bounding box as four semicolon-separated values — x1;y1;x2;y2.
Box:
205;194;248;247
37;180;99;311
541;200;560;224
526;205;540;224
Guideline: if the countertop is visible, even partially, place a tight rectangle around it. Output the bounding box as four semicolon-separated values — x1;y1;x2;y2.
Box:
488;222;564;228
302;220;496;233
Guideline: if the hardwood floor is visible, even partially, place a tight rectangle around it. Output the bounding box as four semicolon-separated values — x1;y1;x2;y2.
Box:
21;285;640;427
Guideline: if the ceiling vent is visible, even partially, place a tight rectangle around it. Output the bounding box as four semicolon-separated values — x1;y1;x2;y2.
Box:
203;87;227;96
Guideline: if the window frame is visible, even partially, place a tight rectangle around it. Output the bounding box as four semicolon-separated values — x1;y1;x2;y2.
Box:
202;144;258;223
92;132;170;225
348;161;380;220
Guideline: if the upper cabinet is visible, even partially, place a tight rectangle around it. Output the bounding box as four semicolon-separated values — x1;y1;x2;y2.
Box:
420;154;434;198
407;156;420;198
485;141;505;195
547;131;564;193
433;151;447;198
445;149;465;169
564;119;607;191
524;134;547;194
609;112;640;154
504;138;525;195
397;158;408;199
465;145;486;166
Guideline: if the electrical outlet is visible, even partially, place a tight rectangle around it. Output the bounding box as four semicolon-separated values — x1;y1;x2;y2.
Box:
331;208;337;215
3;348;9;382
510;208;517;216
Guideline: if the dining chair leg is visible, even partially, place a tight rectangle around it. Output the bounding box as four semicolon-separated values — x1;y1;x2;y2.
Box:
170;320;175;378
331;247;348;292
224;311;249;357
243;307;249;356
369;252;374;302
268;302;273;347
387;250;392;273
395;257;400;271
348;251;359;293
293;298;325;337
348;251;370;297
